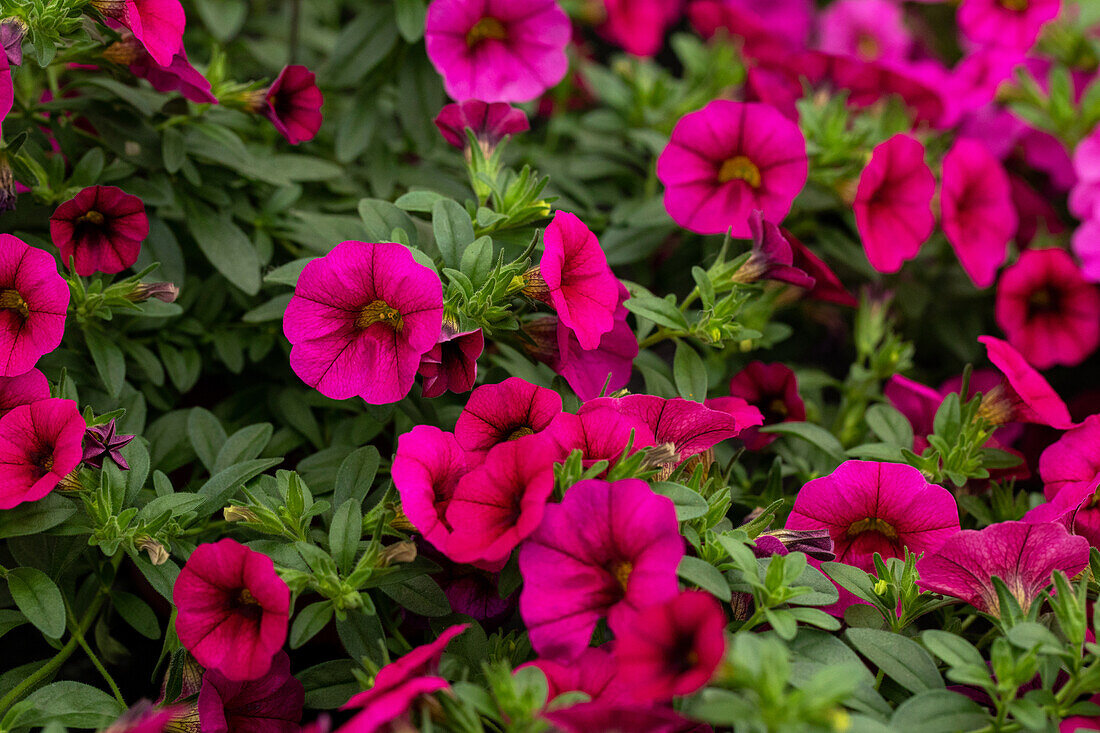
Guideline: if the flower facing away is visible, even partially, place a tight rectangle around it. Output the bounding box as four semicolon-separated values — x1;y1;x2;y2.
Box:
1;19;23;67
49;185;148;277
1040;414;1100;502
518;478;683;658
434;99;529;151
854;134;936;274
103;35;217;104
735;211;815;289
0;368;50;419
417;326;484;399
0;234;70;377
197;651;303;733
82;418;135;470
283;241;444;404
260;65;323;145
941;139;1018;288
612;590;727;701
453;377;563;455
0;46;11;136
340;624;467;732
786;460;960;572
977;335;1076;429
957;0;1061;51
102;701;188;733
526;646;634;705
709;361;805;450
392;425;471;555
424;0;571;103
786;231;859;307
657;100;808;237
0;398;85;510
994;248;1100;370
917;521;1089;616
173;538;291;681
89;0;187;67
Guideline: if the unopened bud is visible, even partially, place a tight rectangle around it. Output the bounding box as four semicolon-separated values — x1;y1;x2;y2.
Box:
520;267;550;302
389;506;415;532
136;536;170;566
223;505;259;523
379;541;417;567
127;282;180;303
56;469;84;492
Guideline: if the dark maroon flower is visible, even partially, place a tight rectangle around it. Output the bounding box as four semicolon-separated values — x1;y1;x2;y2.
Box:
709;361;805;450
434;99;529;151
197;651;303;733
786;231;858;307
49;185;148;277
418;327;484;399
261;65;323;145
83;419;135;469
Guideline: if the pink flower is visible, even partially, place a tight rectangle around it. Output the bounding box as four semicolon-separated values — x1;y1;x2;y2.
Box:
103;702;187;733
0;368;50;419
417;327;483;399
1011;174;1065;247
941;139;1018;288
612;591;726;701
197;651;303;733
957;0;1060;51
50;185;148;276
453;377;562;454
445;436;561;565
424;0;571;103
542;702;709;733
518;479;683;658
597;0;682;56
738;211;815;289
434;99;529;150
786;232;858;307
535;211;620;350
1039;414;1100;501
689;0;814;49
1072;219;1100;283
340;625;467;733
546;406;656;472
112;38;217;104
709;361;804;450
173;538;290;681
392;426;470;554
0;48;10;137
283;241;443;404
994;248;1100;369
0;235;69;377
262;65;323;145
1070;127;1100;221
526;646;634;704
786;460;960;572
800;51;946;126
917;521;1089;615
90;0;186;67
818;0;913;62
1;20;22;67
657;100;808;237
0;398;84;510
854;134;935;274
978;335;1076;429
579;394;762;461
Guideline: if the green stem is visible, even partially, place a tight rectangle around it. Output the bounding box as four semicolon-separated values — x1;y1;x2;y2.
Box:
66;606;125;707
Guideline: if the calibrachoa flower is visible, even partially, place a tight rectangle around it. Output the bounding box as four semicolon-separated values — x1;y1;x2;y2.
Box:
994;248;1100;369
1070;127;1100;221
103;702;187;733
546;406;656;472
89;0;186;67
1039;414;1100;501
941;139;1018;288
787;232;859;307
453;377;562;454
854;134;936;274
0;368;49;418
82;419;135;470
417;326;483;399
283;241;443;404
527;646;633;704
709;361;804;450
555;315;639;401
434;99;529;151
735;211;815;289
786;460;960;572
819;0;913;62
49;185;149;276
392;425;470;554
657;100;808;237
1;19;22;67
0;398;84;510
258;65;323;145
978;335;1076;429
957;0;1060;51
340;624;467;732
173;538;290;681
103;36;217;104
197;651;303;732
424;0;571;103
597;0;682;56
518;478;683;658
0;234;70;377
1072;219;1100;283
612;590;727;701
917;521;1089;615
0;45;10;136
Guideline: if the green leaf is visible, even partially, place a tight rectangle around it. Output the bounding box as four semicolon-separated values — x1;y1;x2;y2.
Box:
187;407;227;473
625;292;689;330
394;0;427;42
650;482;709;520
162;128;185;173
185;200;262;294
8;681;125;729
336;609;386;668
433;199;475;270
7;568;66;639
329;499;363;575
213;423;274;474
921;630;986;670
299;659;360;709
673;342;708;402
334;446;381;509
265;258;313;287
890;690;989;733
84;330;126;398
113;591;161;639
865;403;914;447
759;422;846;463
380;574;451;617
197;458;283;513
291;601;334;649
359;199;418;246
324;6;398;86
460;236;494;287
845;628;944;693
677;556;732;602
0;494;76;539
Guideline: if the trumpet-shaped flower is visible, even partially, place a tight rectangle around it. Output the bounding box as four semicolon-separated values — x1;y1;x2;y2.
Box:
978;335;1076;429
0;398;84;510
417;327;483;399
392;426;471;554
50;185;148;276
0;234;70;377
261;65;323;145
90;0;186;67
434;99;529;150
453;377;562;454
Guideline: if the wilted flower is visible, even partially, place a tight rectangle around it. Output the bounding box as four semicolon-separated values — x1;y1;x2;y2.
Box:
751;528;835;560
0;154;15;214
82;419;135;469
1;19;23;67
126;281;179;303
0;398;85;510
0;234;70;377
50;185;148;277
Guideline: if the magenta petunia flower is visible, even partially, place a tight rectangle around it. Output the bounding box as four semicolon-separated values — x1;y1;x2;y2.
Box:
598;0;682;57
738;211;815;289
453;377;563;454
1039;414;1100;501
786;460;960;572
799;51;947;126
424;0;571;103
612;590;726;701
957;0;1060;51
49;185;148;277
941;139;1018;288
579;394;762;461
1070;127;1100;222
0;368;49;419
417;327;483;399
109;37;217;104
445;436;561;565
90;0;186;67
197;651;303;733
546;406;656;472
1072;220;1100;283
103;702;187;733
917;521;1089;615
978;335;1076;429
519;479;683;658
689;0;814;49
786;232;859;307
392;425;470;554
0;398;84;510
0;234;70;377
657;100;808;237
283;241;444;404
854;134;936;274
994;248;1100;369
818;0;913;62
340;624;467;732
708;361;804;450
434;99;529;151
884;374;942;445
173;538;290;681
258;65;322;145
526;646;634;704
534;211;621;351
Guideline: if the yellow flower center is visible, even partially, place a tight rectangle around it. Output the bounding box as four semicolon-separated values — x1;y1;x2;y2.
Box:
718;155;762;187
356;300;403;331
977;384;1013;427
999;0;1028;10
612;561;633;592
846;517;898;539
466;17;507;47
78;210;106;226
856;33;880;60
236;588;259;606
507;426;535;441
0;289;29;318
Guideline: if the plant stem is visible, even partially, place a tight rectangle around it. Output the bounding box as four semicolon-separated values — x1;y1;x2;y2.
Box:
66;606;125;707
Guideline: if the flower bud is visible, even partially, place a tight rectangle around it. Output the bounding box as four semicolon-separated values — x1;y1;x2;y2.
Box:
136;536;170;565
380;541;417;567
127;282;180;303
